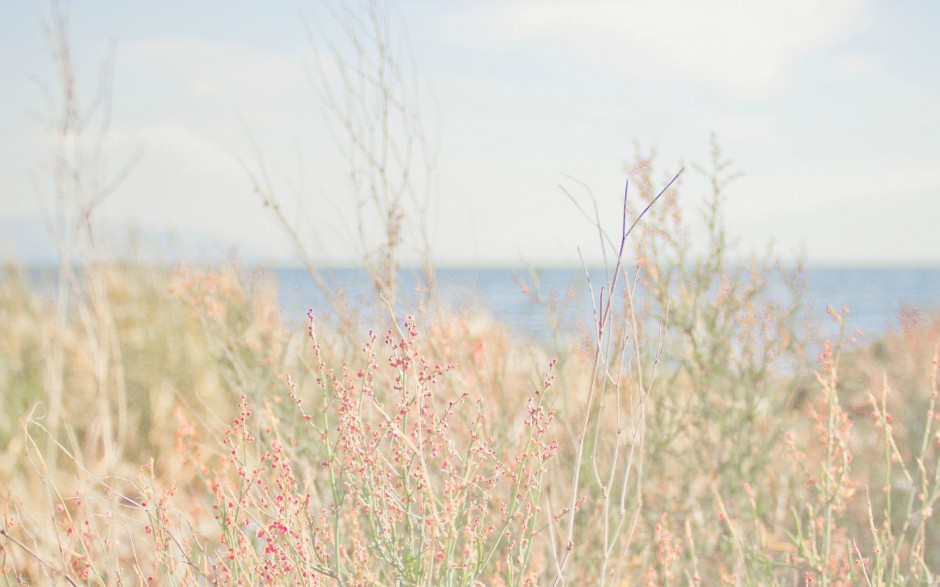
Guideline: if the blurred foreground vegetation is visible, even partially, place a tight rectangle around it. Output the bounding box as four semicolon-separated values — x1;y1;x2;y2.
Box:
2;151;939;586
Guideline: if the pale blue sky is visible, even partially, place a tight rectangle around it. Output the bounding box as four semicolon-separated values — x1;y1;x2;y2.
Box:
1;1;938;266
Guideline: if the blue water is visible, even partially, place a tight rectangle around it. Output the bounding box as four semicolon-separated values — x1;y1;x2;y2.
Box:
14;265;940;343
274;267;940;343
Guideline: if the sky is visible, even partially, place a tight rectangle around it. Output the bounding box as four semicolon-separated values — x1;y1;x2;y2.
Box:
1;0;938;267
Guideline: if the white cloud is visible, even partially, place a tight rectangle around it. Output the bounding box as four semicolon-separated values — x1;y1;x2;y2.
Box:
122;38;308;102
831;51;878;78
440;0;870;96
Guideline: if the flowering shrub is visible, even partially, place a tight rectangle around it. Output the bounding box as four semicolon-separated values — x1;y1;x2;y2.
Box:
2;259;940;585
194;314;559;585
3;184;940;587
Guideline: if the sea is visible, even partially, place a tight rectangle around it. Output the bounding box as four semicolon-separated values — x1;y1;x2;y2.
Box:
274;267;940;343
14;265;940;344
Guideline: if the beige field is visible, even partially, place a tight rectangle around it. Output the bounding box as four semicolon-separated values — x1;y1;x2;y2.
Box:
2;151;939;586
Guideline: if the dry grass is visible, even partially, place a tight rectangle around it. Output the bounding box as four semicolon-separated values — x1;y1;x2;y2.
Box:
1;246;939;586
3;145;940;586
